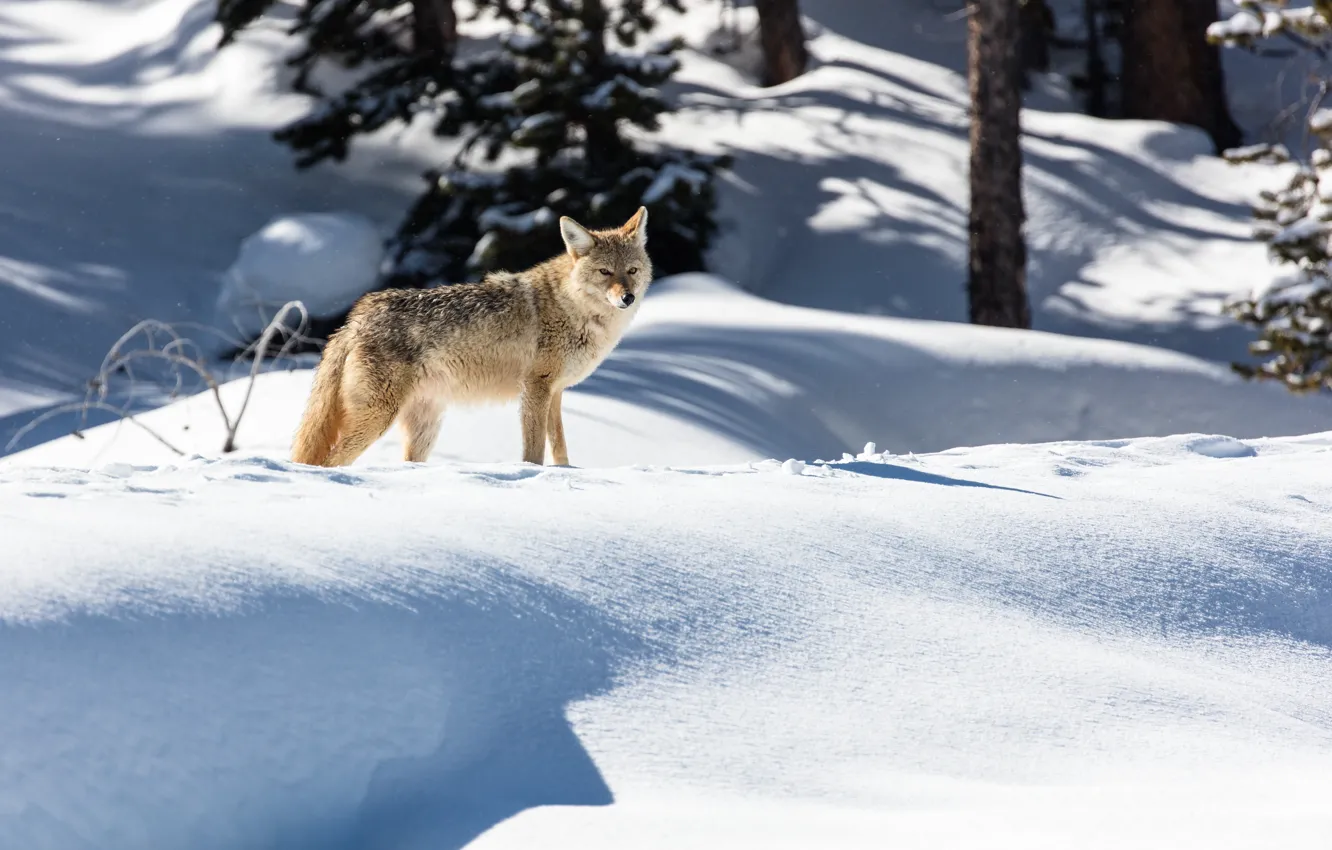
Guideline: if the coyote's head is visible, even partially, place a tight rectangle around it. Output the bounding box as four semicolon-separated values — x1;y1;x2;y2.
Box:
559;207;653;311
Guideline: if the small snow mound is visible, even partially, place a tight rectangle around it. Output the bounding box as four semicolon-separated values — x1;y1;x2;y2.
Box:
781;458;805;475
1185;435;1257;459
213;213;384;350
646;272;744;298
96;462;135;479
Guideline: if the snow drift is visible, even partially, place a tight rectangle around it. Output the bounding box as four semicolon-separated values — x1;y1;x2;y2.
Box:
212;212;384;350
7;275;1331;468
3;433;1332;848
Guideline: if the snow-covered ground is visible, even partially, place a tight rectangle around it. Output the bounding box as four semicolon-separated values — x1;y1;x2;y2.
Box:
4;1;1332;847
7;274;1332;469
2;0;1329;453
6;430;1332;848
0;0;427;426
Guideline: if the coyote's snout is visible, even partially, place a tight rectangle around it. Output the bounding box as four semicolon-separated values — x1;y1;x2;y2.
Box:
290;207;652;468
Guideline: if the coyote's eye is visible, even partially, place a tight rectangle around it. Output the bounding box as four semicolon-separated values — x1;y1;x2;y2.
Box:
627;267;639;275
598;268;612;277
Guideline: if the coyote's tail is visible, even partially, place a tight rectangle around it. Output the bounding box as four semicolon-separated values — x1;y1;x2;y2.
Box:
291;331;350;466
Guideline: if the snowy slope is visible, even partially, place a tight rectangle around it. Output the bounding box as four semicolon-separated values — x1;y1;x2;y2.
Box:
4;432;1332;848
7;275;1331;467
4;6;1332;845
0;0;427;420
660;1;1294;360
3;0;1329;455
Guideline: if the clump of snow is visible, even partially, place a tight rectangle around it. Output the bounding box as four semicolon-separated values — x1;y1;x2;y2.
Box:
1271;215;1331;246
477;206;556;235
1222;143;1292;164
1207;9;1264;41
212;213;384;350
478;91;516;110
1311;108;1332;135
501;31;543;52
513;111;563;137
581;76;656;111
780;457;804;475
641;162;708;204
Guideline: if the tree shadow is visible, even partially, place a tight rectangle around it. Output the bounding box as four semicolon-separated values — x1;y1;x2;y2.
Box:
0;1;432;440
576;303;1332;459
670;16;1265;362
831;460;1058;498
0;571;656;849
671;61;1258;359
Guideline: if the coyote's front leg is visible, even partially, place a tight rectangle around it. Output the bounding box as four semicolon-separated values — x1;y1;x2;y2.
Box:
546;389;569;466
520;377;553;464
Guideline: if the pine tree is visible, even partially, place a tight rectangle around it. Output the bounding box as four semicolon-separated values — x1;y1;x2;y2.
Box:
215;0;727;297
1210;2;1332;393
754;0;808;86
390;0;729;285
968;0;1032;329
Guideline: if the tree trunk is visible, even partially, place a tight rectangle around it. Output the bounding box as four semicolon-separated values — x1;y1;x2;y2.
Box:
755;0;808;86
412;0;457;58
1081;0;1108;117
968;0;1031;330
1019;0;1051;80
1120;0;1241;151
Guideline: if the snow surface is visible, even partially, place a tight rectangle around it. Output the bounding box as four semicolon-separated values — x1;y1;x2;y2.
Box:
5;430;1332;848
4;0;1332;449
0;0;428;427
5;3;1332;846
213;212;385;348
9;275;1332;468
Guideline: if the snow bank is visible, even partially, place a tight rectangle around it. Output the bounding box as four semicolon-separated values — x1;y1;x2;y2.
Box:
212;213;384;348
3;0;1328;449
8;275;1330;469
651;1;1289;361
3;432;1332;848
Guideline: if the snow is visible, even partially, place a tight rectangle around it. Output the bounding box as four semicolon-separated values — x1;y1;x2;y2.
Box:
640;162;708;204
3;0;1329;438
478;91;516;110
213;213;385;348
616;52;680;79
1223;142;1291;164
580;76;654;111
501;32;544;53
513;111;564;140
1271;214;1330;246
5;426;1332;848
9;274;1332;468
5;1;1332;845
477;205;556;236
1208;10;1264;41
1312;107;1332;134
779;457;804;474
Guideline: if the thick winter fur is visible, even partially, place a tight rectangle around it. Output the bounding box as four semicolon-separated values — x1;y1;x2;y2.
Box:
291;207;653;467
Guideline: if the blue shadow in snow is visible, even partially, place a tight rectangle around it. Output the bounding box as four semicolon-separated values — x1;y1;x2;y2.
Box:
831;460;1059;499
0;570;655;850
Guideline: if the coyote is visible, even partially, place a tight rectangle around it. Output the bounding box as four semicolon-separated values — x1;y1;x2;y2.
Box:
291;207;652;467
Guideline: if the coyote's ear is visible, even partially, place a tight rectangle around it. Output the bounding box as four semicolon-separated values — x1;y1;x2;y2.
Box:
622;206;648;248
560;216;595;258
